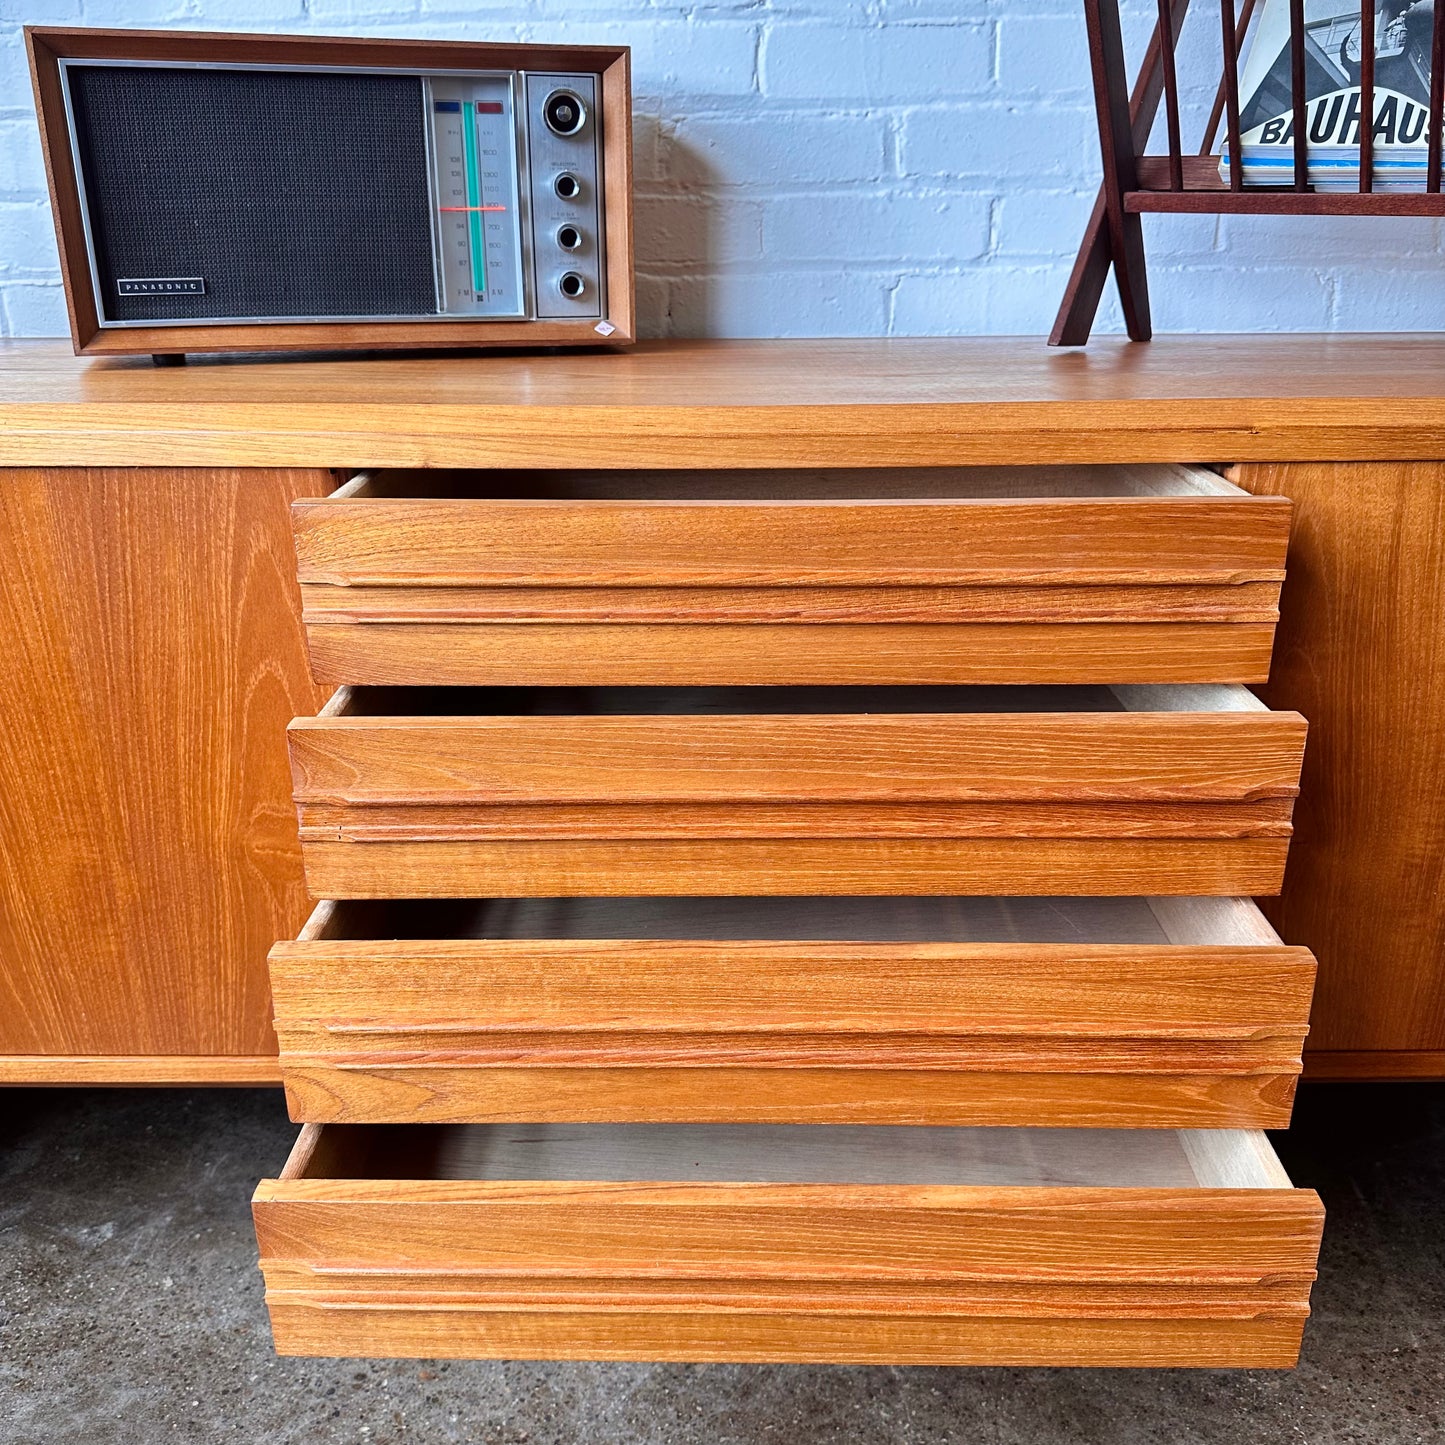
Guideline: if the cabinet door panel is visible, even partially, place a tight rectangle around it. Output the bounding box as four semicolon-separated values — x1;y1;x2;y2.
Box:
0;467;331;1062
1235;461;1445;1067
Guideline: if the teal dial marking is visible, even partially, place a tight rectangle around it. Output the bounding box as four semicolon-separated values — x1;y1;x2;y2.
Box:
462;101;486;295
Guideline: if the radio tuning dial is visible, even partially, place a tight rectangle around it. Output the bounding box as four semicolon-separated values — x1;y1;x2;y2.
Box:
543;90;587;136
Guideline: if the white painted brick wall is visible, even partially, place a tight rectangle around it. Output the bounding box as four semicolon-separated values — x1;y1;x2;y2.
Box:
2;0;1443;338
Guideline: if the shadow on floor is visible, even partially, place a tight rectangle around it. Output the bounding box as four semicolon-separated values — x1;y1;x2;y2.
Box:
1;1083;1442;1445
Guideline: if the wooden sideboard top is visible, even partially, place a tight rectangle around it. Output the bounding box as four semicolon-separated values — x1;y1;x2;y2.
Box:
2;334;1443;468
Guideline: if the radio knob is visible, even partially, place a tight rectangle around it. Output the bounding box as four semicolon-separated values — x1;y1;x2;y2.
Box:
544;90;587;137
558;272;586;300
554;172;581;200
556;224;583;252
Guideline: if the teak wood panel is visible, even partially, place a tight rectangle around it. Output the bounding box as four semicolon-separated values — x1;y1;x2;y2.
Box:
292;470;1285;584
1235;461;1445;1065
302;621;1283;688
5;336;1445;468
294;838;1293;899
1303;1050;1445;1079
288;688;1306;897
253;1124;1324;1366
0;466;330;1059
0;1053;282;1084
25;28;634;356
289;695;1305;805
270;896;1316;1128
292;466;1290;685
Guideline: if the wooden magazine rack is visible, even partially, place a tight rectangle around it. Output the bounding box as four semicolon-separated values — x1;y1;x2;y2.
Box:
1053;0;1445;343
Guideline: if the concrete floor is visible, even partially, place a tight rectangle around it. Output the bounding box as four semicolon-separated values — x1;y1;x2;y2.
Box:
1;1084;1442;1445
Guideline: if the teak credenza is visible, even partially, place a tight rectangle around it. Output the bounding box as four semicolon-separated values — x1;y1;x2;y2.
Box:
0;337;1441;1086
12;333;1445;1365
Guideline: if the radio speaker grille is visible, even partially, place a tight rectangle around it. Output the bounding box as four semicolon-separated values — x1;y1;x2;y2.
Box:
66;65;438;323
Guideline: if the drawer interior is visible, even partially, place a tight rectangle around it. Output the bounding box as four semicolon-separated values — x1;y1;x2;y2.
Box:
303;893;1281;947
323;681;1267;719
282;1121;1293;1189
336;464;1245;503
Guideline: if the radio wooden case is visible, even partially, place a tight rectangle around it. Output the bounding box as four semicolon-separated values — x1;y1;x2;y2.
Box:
26;27;634;357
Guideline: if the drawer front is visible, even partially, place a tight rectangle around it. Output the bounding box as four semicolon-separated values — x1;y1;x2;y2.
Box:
270;897;1315;1128
294;467;1290;685
302;620;1284;689
254;1123;1323;1366
295;837;1291;899
290;688;1306;898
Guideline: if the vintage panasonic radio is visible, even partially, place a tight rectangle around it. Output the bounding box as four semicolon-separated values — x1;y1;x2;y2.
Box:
26;28;633;358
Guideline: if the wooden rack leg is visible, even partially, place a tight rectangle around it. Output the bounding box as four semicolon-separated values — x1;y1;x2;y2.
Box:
1052;0;1191;345
1050;194;1118;347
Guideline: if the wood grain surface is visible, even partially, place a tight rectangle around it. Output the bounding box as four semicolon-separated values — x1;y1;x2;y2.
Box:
296;836;1294;899
273;1066;1303;1130
300;621;1285;688
255;1307;1314;1367
269;896;1315;1127
289;689;1304;896
0;1053;282;1083
0;466;331;1059
301;583;1284;624
294;469;1289;684
253;1123;1323;1366
1236;461;1445;1065
4;349;1438;1086
1303;1050;1445;1079
291;490;1288;586
289;700;1307;805
5;336;1445;468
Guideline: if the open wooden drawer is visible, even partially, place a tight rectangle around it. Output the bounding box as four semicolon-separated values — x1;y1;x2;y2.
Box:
292;466;1290;686
270;895;1315;1129
289;683;1307;898
253;1121;1324;1366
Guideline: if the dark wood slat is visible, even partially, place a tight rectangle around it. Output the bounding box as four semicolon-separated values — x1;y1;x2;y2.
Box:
1202;0;1261;152
1157;0;1185;188
1429;0;1444;191
1049;193;1116;348
1137;152;1445;202
1290;0;1308;190
1221;0;1246;191
1127;189;1445;215
1082;0;1153;340
1359;0;1375;192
